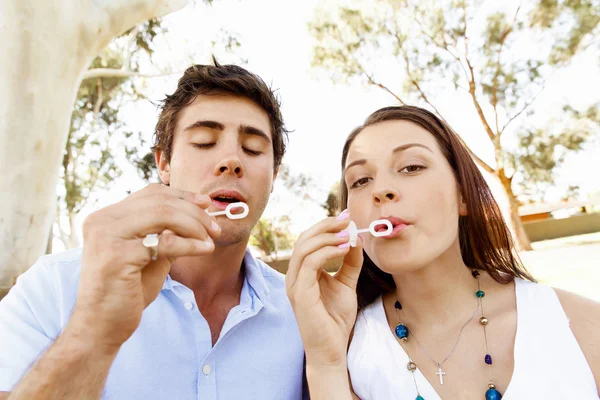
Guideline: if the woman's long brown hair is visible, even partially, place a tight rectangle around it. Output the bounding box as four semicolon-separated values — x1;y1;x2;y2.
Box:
339;106;535;311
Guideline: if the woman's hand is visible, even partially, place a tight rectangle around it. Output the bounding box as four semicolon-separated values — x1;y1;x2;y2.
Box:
285;210;364;367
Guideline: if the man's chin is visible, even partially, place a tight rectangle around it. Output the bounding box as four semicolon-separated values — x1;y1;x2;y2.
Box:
213;230;250;247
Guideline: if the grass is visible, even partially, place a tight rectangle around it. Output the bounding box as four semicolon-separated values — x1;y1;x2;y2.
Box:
520;232;600;301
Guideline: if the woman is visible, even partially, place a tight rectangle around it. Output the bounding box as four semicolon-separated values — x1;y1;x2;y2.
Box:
285;106;599;399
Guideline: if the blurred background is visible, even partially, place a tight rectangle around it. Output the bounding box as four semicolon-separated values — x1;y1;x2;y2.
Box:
3;0;599;300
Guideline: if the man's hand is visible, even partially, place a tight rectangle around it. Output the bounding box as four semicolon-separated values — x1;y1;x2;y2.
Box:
70;183;221;350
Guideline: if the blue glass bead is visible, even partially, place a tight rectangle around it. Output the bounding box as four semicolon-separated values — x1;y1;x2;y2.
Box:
395;323;409;340
476;290;485;298
416;396;425;400
485;354;492;365
485;388;502;400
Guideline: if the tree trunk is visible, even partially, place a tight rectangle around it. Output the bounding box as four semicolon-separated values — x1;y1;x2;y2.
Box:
45;225;53;255
0;0;187;299
497;171;533;251
68;210;80;249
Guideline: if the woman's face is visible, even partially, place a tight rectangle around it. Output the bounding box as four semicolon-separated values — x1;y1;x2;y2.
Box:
343;120;467;274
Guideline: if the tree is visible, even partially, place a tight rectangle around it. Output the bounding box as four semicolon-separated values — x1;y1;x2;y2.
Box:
323;182;341;217
54;19;165;250
511;104;599;204
310;0;600;250
250;216;295;260
0;0;188;299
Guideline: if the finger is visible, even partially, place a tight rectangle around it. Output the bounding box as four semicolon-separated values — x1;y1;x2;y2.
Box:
286;217;351;288
293;245;350;294
123;233;215;267
141;257;171;307
107;187;212;218
286;231;350;288
115;193;220;238
131;183;209;206
297;216;351;244
334;237;364;290
113;203;214;241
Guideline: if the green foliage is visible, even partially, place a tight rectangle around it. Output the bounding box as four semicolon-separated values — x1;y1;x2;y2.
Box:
250;216;294;257
323;182;340;217
530;0;600;64
510;104;599;202
56;19;164;247
310;0;599;203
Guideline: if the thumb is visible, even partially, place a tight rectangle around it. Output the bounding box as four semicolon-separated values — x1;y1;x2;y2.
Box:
334;236;364;290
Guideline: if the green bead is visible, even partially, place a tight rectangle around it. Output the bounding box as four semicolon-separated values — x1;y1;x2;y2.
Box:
416;396;425;400
476;290;485;298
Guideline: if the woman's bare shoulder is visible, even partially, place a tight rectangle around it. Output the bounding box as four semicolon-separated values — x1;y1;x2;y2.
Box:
554;287;600;391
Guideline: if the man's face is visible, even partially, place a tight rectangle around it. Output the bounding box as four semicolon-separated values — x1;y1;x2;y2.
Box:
156;94;277;246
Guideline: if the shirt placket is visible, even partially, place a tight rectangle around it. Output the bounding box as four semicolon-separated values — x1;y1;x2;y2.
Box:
171;285;217;400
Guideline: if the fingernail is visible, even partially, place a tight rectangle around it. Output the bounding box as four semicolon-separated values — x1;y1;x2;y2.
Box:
211;220;220;231
199;240;214;251
338;242;350;249
336;230;349;238
336;210;350;220
196;194;207;203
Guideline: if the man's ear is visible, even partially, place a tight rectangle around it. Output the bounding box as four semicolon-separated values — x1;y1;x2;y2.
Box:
155;150;171;185
271;166;279;193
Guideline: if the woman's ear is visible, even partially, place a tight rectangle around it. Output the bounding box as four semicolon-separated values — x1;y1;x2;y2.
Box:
458;194;469;217
458;192;468;216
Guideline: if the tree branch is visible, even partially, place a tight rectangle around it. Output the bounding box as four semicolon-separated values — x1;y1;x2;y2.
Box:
465;55;497;143
83;68;182;80
492;5;521;137
412;11;471;83
93;79;103;117
87;0;188;53
357;62;406;104
458;2;497;143
457;134;496;174
500;84;547;133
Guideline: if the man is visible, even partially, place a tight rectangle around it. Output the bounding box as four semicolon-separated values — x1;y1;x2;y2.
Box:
0;61;306;399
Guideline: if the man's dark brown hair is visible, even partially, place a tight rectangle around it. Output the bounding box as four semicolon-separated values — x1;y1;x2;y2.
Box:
152;58;288;170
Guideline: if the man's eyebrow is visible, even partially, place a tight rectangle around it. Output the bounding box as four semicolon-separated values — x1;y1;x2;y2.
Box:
183;120;225;132
239;125;271;143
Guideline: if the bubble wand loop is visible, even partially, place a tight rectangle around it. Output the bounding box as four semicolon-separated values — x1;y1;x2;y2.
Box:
206;202;249;220
346;219;393;247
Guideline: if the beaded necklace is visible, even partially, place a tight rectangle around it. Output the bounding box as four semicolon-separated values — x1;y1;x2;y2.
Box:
393;269;503;400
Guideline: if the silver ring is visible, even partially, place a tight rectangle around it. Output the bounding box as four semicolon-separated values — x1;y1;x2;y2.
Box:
142;234;159;260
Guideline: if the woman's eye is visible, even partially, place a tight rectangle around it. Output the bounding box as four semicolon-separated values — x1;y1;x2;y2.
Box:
350;177;371;189
400;165;426;174
243;147;262;156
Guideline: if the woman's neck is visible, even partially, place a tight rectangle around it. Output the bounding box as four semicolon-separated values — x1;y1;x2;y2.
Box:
390;241;479;332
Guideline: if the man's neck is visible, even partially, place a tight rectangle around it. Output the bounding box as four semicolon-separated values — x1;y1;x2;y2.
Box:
168;239;248;309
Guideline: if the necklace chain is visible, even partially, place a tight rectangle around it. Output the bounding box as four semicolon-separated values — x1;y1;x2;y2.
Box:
396;297;479;368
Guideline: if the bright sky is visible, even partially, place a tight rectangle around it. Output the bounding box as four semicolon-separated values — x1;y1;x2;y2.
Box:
60;0;600;250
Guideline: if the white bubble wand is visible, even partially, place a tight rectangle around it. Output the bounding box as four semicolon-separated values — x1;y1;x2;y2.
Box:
345;219;393;247
206;202;249;219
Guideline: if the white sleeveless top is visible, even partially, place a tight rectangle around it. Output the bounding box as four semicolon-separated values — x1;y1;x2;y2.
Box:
348;279;598;399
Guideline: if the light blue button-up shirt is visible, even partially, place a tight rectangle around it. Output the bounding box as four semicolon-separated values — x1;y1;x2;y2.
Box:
0;248;306;399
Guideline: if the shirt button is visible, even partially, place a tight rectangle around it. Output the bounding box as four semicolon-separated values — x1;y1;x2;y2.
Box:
184;301;193;310
202;364;211;375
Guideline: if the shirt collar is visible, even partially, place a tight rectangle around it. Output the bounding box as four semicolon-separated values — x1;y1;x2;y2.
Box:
161;249;271;304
